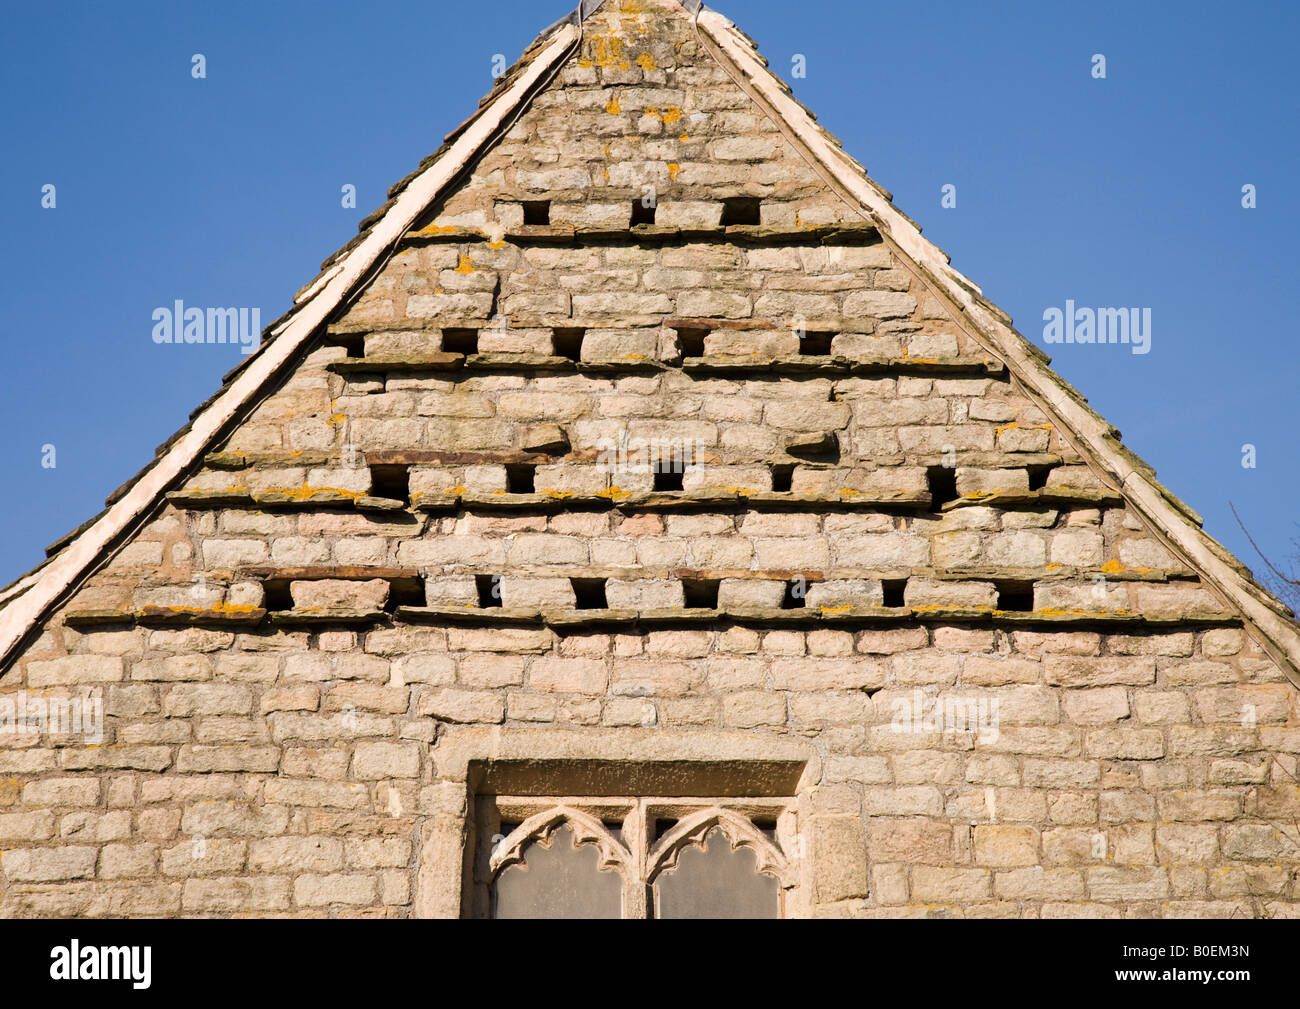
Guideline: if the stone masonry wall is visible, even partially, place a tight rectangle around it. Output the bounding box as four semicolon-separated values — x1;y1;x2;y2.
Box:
1;0;1298;917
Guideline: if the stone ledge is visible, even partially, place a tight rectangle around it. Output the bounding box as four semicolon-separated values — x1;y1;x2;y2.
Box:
397;220;881;247
942;488;1125;510
62;604;1244;633
682;355;1006;376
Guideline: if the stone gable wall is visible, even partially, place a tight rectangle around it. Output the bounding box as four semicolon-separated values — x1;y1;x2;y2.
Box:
1;0;1297;918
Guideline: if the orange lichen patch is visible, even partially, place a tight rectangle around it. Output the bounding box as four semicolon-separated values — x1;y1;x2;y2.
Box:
598;486;632;501
996;421;1052;436
330;414;348;427
416;224;460;236
1099;559;1126;574
542;489;574;500
266;484;363;501
1046;564;1062;571
838;488;861;497
668;163;681;180
644;106;682;125
637;52;656;71
148;602;261;616
446;486;467;495
679;133;689;142
820;605;852;614
488;239;505;250
455;255;474;274
606;94;622;114
491;489;507;496
589;36;631;70
288;450;302;457
962;491;996;500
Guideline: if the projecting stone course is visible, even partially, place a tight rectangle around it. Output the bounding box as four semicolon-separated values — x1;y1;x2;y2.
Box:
1;0;1296;919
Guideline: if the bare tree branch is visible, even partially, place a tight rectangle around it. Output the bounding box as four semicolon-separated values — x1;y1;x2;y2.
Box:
1230;502;1300;586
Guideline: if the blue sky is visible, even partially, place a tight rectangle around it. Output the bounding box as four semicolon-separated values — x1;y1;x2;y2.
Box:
1;0;1296;591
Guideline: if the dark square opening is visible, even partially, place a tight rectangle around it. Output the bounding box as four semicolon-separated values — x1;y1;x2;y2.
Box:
1027;465;1054;491
781;579;809;609
571;578;609;610
326;333;365;359
882;578;907;608
926;465;959;509
682;578;720;609
788;433;840;464
505;464;536;494
721;197;762;226
653;461;685;492
476;574;504;608
522;200;550;226
553;327;586;361
771;464;795;493
387;576;427;612
441;328;479;355
799;331;835;356
674;327;709;359
262;580;293;612
369;465;410;505
996;581;1035;612
631;199;657;226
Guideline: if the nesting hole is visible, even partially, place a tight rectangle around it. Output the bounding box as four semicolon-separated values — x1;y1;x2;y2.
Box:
674;327;709;359
1027;465;1054;491
505;464;536;494
926;465;959;509
682;578;720;609
571;578;609;610
721;197;762;226
369;465;410;505
781;580;809;609
799;331;835;356
996;581;1035;612
882;578;907;608
441;328;479;355
631;200;657;226
552;327;586;361
771;464;796;493
522;200;551;226
476;575;504;608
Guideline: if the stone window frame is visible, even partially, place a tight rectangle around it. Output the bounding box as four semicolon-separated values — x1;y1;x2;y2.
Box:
415;729;822;918
476;795;797;918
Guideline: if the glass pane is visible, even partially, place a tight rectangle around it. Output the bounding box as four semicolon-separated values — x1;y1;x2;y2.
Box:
654;826;779;919
492;825;622;919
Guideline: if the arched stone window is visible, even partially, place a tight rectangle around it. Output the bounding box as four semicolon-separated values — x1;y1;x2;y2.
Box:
481;799;794;919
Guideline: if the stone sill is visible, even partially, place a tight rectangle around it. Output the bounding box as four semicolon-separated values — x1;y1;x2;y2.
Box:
941;488;1125;510
328;354;664;376
681;355;1006;377
165;490;407;513
165;485;1130;517
63;605;1243;632
399;221;881;247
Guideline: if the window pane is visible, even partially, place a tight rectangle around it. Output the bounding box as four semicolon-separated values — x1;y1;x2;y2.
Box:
492;825;622;919
654;826;779;919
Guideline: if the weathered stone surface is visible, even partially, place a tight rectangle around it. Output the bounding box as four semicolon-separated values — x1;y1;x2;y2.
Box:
0;0;1290;923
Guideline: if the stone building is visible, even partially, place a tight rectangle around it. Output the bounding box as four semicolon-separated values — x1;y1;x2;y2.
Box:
1;0;1298;918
